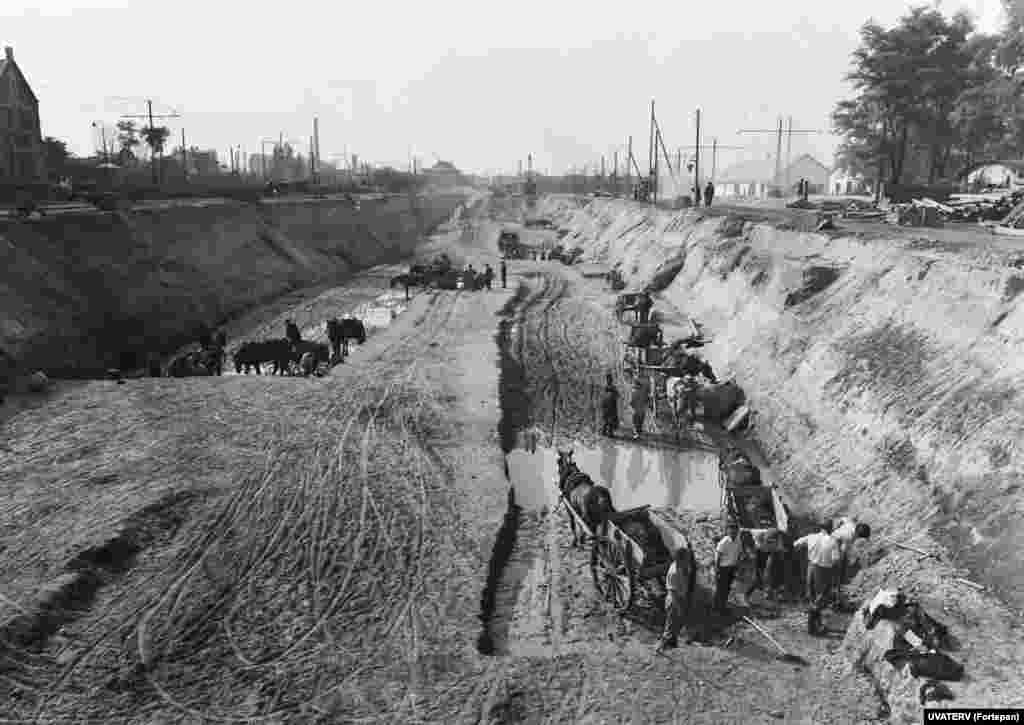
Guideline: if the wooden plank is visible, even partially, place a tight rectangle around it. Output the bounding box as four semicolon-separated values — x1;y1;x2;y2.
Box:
727;485;773;499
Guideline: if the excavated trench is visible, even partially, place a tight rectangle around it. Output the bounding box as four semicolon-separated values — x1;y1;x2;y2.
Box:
0;194;468;384
527;194;1024;717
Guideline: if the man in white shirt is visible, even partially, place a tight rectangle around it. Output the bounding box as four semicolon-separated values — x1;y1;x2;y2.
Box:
831;517;871;592
657;546;696;651
793;522;840;607
714;521;742;613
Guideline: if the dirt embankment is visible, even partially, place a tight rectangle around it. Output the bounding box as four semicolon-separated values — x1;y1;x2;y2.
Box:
0;192;467;380
537;194;1024;711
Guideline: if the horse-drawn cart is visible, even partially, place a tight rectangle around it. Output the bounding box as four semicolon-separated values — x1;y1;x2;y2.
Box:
718;450;790;536
560;495;691;613
622;322;665;378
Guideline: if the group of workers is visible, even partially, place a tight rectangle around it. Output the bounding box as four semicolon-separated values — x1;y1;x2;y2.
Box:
657;517;872;650
601;372;652;440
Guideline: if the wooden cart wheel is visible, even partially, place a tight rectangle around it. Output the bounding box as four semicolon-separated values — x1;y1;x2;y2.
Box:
590;535;635;613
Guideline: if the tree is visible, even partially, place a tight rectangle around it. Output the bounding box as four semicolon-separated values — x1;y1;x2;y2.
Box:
834;7;988;186
141;125;170;158
43;136;70;180
116;120;141;165
140;125;170;183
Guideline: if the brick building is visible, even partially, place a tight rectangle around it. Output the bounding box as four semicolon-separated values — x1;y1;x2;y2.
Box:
0;46;45;180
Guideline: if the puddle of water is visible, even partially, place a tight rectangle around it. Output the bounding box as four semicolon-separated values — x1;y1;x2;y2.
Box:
350;290;410;330
506;440;721;515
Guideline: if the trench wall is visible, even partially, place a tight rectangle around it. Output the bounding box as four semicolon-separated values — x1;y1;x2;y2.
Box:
0;192;467;378
540;194;1024;613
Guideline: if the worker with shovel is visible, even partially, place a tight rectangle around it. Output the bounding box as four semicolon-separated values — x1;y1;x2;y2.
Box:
793;522;840;635
656;546;697;652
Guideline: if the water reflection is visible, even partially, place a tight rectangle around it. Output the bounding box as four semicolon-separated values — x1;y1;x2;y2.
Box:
504;439;722;515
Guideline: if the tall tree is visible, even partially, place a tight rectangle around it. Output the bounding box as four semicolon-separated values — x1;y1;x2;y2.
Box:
835;7;989;186
115;120;141;165
141;126;170;160
42;136;70;180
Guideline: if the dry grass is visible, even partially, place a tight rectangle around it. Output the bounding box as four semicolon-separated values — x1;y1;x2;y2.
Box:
0;339;470;723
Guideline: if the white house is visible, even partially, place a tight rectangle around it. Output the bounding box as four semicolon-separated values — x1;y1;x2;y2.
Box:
714;158;777;199
828;168;874;196
714;153;831;199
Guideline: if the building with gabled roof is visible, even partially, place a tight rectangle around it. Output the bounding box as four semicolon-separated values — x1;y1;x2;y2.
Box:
714;153;830;199
0;46;45;181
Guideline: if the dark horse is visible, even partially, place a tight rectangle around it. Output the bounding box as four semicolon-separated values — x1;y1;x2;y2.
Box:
556;449;615;547
326;317;367;363
233;339;293;375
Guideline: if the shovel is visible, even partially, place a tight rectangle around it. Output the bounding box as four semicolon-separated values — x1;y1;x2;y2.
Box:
742;615;809;666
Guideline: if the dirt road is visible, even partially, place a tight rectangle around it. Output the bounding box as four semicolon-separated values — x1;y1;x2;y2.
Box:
0;194;884;723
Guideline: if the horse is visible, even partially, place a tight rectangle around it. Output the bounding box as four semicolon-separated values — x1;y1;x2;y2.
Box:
233;339;293;375
167;350;211;377
666;374;702;428
326;317;367;362
291;340;331;374
555;449;615;547
199;345;224;376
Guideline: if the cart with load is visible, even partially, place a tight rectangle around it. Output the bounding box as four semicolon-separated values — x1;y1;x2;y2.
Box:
615;292;652;322
622;322;664;377
718;447;790;537
560;496;692;613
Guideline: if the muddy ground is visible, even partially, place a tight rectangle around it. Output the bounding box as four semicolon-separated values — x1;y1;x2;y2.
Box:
485;262;884;724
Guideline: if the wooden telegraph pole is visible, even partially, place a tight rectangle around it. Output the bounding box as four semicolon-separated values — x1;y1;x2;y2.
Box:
626;136;633;197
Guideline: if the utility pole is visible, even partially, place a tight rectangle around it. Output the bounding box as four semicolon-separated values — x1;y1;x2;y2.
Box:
626;136;633;197
92;122;109;164
613;150;618;195
119;99;180;184
695;108;701;201
312;117;320;185
785;116;793;191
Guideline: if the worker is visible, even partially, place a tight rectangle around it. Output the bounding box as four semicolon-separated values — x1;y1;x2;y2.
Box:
657;547;695;651
500;258;508;288
793;521;840;634
483;264;495;290
600;372;620;437
637;292;653;323
714;521;742;614
744;528;785;602
704;181;715;208
630;375;651;440
831;517;871;596
285;319;301;347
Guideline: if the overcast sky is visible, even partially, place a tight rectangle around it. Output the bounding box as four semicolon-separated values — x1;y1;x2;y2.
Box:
3;0;1007;175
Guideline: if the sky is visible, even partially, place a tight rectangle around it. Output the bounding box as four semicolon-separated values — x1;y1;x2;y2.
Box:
2;0;1009;176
